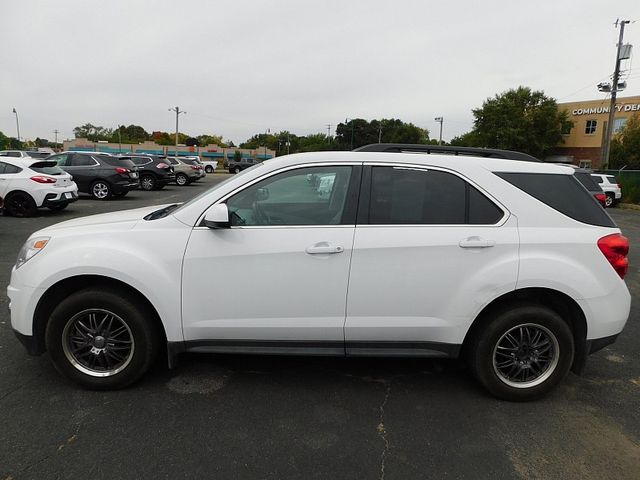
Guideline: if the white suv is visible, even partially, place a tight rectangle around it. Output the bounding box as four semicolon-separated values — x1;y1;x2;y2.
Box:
0;158;78;216
7;145;630;400
591;173;622;207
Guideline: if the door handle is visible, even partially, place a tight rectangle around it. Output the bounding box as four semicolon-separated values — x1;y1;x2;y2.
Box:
306;242;344;254
459;236;496;248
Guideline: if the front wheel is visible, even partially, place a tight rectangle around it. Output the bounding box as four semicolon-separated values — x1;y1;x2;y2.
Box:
45;288;160;389
90;180;112;200
176;173;190;186
469;304;574;401
4;192;37;217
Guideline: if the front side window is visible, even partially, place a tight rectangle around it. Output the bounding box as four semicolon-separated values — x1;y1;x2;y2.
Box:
50;154;69;166
226;166;353;226
585;120;597;134
368;166;502;225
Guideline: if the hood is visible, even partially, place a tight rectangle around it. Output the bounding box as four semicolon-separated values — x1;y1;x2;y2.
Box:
42;204;175;231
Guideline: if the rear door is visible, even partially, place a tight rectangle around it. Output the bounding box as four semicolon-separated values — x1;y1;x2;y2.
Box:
344;164;519;356
0;161;20;198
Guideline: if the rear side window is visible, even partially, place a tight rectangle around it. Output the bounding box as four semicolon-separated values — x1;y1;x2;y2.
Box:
574;172;602;192
592;175;603;184
71;154;96;166
606;175;617;183
368;167;503;225
0;162;22;174
496;172;615;227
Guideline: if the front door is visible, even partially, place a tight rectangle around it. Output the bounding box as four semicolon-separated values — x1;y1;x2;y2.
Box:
181;164;361;353
345;165;519;356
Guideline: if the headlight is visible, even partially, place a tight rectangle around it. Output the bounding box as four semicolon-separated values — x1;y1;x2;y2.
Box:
16;236;50;269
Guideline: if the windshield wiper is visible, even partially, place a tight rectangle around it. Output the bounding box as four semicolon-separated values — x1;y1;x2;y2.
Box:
144;203;179;221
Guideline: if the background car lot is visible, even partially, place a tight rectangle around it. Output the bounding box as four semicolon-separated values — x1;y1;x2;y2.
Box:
1;175;639;479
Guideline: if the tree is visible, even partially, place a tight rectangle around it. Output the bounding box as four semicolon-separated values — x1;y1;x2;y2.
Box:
73;123;113;142
449;131;483;147
334;118;431;150
197;134;227;147
0;131;9;149
609;114;640;169
185;137;199;147
470;86;571;158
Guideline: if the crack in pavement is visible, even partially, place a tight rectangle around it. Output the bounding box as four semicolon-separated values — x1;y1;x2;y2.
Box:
376;381;392;480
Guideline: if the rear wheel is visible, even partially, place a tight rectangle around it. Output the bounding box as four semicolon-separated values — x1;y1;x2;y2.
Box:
469;304;574;401
140;175;156;191
605;193;615;208
90;180;112;200
234;166;241;174
4;192;37;217
205;165;213;173
45;288;160;389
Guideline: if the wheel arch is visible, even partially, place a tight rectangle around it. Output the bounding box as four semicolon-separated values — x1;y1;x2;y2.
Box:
462;287;588;374
32;274;167;355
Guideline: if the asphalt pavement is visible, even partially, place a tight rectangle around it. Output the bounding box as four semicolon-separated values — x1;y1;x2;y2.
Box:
1;176;639;479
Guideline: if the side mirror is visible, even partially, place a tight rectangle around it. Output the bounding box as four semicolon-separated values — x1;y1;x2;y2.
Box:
203;204;230;229
256;187;269;201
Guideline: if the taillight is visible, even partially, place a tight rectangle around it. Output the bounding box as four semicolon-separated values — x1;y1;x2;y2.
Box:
157;162;169;169
190;165;199;170
115;167;129;174
30;176;56;184
598;233;629;279
595;193;606;204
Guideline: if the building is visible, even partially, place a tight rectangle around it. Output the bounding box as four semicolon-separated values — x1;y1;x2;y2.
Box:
63;138;276;163
552;95;640;169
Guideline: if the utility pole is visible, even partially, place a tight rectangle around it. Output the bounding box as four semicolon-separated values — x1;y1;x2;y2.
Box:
117;125;122;153
12;108;20;142
53;129;59;146
326;124;332;143
602;19;631;167
434;117;444;145
378;123;383;143
168;106;186;157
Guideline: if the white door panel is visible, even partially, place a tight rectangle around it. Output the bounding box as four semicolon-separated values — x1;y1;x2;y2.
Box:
345;216;519;346
182;226;355;341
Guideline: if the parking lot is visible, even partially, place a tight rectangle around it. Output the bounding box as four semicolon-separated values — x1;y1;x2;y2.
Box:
1;175;639;480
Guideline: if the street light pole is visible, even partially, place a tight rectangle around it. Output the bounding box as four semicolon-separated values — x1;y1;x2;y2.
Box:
12;108;20;142
117;126;122;153
602;19;631;168
169;106;186;157
434;117;444;145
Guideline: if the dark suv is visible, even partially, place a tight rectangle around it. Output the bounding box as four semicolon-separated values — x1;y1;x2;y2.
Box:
120;155;176;191
228;157;259;174
47;152;139;200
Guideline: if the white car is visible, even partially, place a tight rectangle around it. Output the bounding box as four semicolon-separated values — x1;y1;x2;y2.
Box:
0;158;78;216
591;173;622;207
198;158;218;174
7;145;630;400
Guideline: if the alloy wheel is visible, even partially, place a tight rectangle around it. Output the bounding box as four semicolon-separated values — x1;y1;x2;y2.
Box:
492;323;559;388
62;309;135;377
92;182;109;199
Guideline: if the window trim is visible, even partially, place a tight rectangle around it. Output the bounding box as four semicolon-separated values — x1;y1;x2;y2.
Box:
69;154;100;167
357;162;508;227
194;162;363;229
585;119;597;135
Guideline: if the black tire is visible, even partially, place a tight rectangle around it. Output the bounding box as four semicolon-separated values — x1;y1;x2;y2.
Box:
4;192;37;217
605;193;615;208
176;173;190;186
48;203;68;211
469;304;574;401
234;166;241;174
45;288;160;389
205;165;213;173
140;174;156;191
90;180;112;200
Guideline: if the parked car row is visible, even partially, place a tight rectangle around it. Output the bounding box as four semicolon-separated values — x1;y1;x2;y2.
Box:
0;151;210;217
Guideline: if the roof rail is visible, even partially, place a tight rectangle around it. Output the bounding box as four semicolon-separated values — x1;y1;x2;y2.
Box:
354;144;541;162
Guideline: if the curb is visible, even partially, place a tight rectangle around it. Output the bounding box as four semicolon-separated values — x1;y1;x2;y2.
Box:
618;203;640;211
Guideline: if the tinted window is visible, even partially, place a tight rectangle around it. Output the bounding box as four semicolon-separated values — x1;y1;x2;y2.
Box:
496;172;615;228
592;175;603;184
30;161;65;175
606;175;617;183
468;186;503;224
0;162;22;174
227;166;353;226
130;157;151;166
368;167;502;225
574;172;602;192
71;154;96;166
26;152;51;159
7;151;21;157
50;154;70;166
